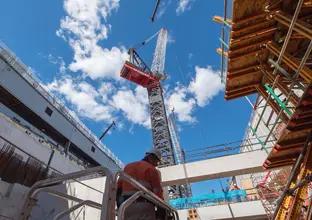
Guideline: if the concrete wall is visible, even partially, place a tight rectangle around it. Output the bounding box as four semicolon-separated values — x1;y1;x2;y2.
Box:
160;150;268;186
0;177;108;220
0;180;29;219
177;201;267;220
0;113;82;173
0;58;119;171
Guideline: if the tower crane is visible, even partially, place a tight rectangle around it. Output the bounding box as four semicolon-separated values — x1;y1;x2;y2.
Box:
168;109;192;198
120;28;182;198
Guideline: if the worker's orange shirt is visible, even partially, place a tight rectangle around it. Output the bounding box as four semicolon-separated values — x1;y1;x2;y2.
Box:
120;160;164;200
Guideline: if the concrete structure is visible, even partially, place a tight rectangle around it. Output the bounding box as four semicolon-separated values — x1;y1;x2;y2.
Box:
160;149;268;186
0;177;107;219
0;45;122;170
177;201;267;219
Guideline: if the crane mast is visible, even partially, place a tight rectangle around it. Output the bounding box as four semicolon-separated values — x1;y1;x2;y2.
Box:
120;28;181;198
168;110;192;198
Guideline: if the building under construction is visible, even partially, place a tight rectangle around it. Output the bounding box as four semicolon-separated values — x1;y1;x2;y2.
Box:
214;0;312;219
2;0;312;219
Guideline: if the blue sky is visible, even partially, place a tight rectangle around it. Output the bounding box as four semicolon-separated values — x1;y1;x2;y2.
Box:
0;0;255;196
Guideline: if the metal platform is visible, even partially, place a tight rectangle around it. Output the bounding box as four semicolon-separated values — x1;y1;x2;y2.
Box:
120;61;159;89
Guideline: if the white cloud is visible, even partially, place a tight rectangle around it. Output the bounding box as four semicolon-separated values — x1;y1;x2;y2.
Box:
57;0;128;80
156;0;172;19
111;86;151;128
188;53;193;60
176;0;194;14
47;77;114;122
59;58;66;74
167;32;176;44
98;82;116;103
166;84;196;123
47;54;67;74
188;66;224;107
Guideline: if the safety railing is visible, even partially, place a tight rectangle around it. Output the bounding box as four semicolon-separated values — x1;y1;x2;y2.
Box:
0;41;123;169
113;171;179;220
178;136;274;163
17;166;179;220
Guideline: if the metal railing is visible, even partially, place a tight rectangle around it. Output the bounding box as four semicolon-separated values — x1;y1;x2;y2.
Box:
17;166;179;220
0;41;123;169
178;136;274;163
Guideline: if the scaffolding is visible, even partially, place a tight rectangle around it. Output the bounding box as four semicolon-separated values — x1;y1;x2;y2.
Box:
215;0;312;219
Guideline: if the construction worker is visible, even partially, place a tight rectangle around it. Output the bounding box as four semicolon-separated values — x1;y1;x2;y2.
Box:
231;184;240;191
117;147;164;220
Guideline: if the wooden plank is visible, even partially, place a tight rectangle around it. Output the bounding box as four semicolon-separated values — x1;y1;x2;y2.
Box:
227;70;261;79
231;19;276;39
232;0;270;22
230;29;274;49
229;39;270;58
225;89;258;100
227;64;259;75
226;82;259;94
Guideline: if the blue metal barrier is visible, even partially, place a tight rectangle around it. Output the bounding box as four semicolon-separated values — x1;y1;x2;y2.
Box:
170;190;247;210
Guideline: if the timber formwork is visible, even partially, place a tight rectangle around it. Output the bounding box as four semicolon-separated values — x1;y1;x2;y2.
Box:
222;0;312;168
219;0;312;218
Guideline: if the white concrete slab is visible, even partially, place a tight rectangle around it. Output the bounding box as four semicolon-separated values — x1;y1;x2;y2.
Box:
177;201;267;220
160;150;267;186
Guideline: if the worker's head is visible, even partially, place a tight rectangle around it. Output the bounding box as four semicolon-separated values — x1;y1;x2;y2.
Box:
144;147;162;167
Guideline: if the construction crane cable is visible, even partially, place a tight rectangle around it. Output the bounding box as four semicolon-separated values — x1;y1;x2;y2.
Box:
174;52;187;86
133;29;161;50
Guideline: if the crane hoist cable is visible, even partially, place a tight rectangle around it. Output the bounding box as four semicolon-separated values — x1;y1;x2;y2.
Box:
133;29;162;50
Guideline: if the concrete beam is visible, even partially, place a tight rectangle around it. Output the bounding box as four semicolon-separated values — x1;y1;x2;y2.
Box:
160;150;267;186
177;201;267;220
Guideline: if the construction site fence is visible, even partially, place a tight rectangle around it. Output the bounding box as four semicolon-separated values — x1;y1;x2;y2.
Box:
170;189;248;210
0;41;123;169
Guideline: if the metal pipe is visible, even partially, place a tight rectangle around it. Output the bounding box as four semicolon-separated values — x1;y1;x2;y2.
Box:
221;27;225;80
271;131;312;219
18;166;111;220
53;200;101;220
263;92;292;146
118;191;143;220
293;40;312;79
250;126;269;154
288;174;312;194
253;76;280;132
272;0;304;75
219;37;229;49
264;84;292;116
268;59;305;90
115;172;179;218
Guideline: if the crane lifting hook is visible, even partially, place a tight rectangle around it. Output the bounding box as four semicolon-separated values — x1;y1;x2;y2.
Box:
151;0;161;22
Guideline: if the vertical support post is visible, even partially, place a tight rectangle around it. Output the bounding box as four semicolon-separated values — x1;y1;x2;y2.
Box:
250;127;269;154
64;141;71;155
286;140;312;219
272;131;312;219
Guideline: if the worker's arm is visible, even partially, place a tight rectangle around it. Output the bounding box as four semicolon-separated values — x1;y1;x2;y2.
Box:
146;167;164;200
